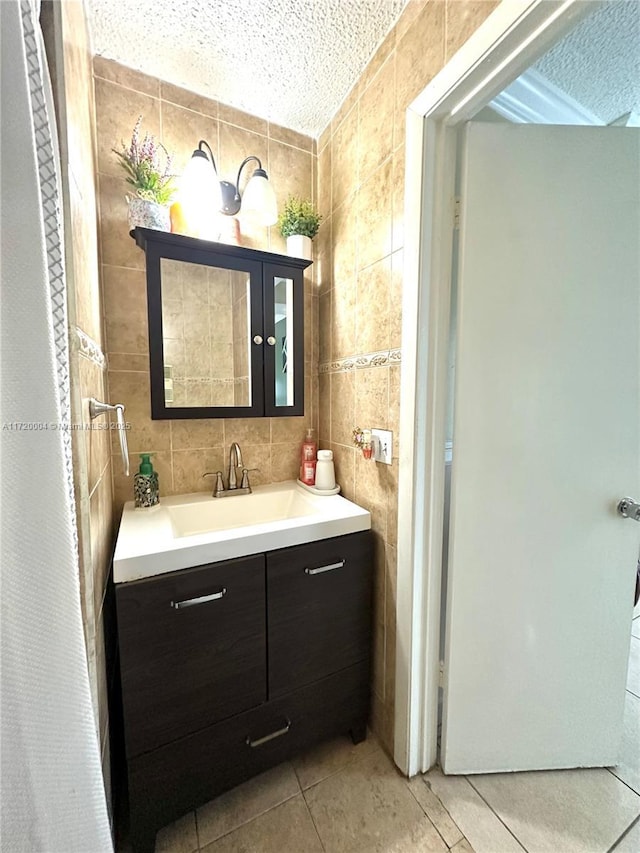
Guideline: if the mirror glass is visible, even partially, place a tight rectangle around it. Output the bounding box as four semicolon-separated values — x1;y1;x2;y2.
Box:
273;276;295;407
161;258;252;408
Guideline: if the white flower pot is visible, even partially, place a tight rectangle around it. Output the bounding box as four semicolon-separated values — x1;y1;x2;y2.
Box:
127;198;170;232
286;234;313;260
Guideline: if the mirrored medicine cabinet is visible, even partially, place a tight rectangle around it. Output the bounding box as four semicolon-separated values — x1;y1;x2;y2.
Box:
132;228;312;419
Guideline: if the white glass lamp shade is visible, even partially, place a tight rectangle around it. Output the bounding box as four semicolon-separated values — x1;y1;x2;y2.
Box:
241;170;278;226
178;150;222;240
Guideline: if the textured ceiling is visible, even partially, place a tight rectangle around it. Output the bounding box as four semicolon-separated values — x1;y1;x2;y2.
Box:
534;0;640;123
86;0;406;138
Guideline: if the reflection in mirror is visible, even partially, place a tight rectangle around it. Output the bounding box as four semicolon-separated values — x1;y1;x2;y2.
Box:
160;258;251;408
274;277;294;407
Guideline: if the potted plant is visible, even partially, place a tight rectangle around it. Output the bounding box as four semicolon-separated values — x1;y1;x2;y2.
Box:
278;196;322;260
113;115;175;231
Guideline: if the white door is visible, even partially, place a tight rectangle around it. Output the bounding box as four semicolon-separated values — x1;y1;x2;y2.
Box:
441;123;640;775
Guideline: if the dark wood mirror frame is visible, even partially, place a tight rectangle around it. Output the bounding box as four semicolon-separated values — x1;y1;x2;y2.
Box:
132;228;312;420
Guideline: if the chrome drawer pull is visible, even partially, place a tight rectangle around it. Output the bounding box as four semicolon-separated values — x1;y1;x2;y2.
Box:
304;559;345;576
245;718;291;748
171;588;226;609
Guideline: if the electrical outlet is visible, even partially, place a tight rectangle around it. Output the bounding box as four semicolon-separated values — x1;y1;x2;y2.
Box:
371;429;393;465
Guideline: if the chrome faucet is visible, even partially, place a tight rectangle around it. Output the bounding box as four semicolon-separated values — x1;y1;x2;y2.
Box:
228;442;244;490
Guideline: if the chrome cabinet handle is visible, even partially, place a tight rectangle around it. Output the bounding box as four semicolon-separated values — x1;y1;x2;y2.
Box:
304;559;345;575
171;588;226;609
253;334;263;345
245;718;291;748
618;497;640;521
266;336;276;346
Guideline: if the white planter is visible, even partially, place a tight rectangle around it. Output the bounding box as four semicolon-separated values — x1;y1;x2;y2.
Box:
286;234;313;260
127;198;170;232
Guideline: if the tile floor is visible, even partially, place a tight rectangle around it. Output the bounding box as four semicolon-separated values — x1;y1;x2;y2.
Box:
139;613;640;853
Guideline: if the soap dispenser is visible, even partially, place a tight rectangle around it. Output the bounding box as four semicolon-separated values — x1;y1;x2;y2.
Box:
134;453;159;508
301;428;317;461
300;428;317;485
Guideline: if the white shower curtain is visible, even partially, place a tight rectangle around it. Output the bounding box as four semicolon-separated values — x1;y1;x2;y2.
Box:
0;1;113;850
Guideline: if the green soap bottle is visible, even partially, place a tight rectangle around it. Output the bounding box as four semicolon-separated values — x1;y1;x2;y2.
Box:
134;453;159;508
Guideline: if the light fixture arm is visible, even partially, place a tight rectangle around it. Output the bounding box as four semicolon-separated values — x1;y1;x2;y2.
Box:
183;138;275;223
198;139;218;173
234;155;264;201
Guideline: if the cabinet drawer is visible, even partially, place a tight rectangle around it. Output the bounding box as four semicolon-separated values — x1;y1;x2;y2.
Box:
267;531;373;696
117;555;266;757
128;662;369;837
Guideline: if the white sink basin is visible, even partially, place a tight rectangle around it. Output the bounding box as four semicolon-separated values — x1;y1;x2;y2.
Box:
114;480;371;583
167;488;318;537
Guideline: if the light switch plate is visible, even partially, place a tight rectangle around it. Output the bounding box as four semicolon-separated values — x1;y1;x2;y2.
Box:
371;429;393;465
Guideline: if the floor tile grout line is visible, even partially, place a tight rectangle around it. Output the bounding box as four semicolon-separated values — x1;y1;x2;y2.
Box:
294;736;379;795
464;774;530;852
291;760;305;792
194;807;201;851
404;776;460;850
605;764;640;798
606;813;640;853
194;786;301;850
300;785;328;853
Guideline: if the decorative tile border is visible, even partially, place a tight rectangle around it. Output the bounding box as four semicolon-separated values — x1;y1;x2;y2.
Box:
319;349;401;375
76;328;106;370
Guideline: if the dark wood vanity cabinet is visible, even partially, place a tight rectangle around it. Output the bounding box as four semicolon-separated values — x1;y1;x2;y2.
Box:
116;531;372;853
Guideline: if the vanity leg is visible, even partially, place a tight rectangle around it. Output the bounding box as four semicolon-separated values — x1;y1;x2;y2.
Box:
349;719;367;745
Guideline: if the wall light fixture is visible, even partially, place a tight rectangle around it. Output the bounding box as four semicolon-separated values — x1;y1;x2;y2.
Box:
179;139;278;239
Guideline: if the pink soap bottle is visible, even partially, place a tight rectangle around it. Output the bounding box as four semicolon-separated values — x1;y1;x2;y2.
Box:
301;458;316;486
300;428;317;485
301;428;317;461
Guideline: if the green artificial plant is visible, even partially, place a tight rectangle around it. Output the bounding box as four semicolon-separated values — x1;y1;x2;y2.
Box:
277;196;322;239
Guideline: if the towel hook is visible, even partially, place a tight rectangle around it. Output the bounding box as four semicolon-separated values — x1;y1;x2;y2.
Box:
89;398;130;476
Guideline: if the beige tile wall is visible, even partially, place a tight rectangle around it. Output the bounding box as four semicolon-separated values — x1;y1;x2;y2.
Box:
316;0;499;753
93;58;318;512
42;0;115;819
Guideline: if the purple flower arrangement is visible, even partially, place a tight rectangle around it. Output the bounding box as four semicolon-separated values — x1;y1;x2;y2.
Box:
112;116;175;205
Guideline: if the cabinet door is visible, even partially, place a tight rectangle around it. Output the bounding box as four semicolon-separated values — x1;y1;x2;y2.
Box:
117;555;266;757
146;241;265;419
267;532;372;696
262;263;304;417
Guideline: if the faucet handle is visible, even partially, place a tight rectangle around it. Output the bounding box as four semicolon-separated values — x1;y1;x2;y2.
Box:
240;467;259;490
203;471;226;496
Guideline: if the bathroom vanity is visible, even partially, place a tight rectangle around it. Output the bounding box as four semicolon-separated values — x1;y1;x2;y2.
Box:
113;483;372;853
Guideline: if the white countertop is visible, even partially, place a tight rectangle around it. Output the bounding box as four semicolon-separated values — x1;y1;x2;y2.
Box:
113;480;371;584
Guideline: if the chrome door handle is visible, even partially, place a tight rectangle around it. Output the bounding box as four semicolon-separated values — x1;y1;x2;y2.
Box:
253;334;263;345
171;589;226;609
245;718;291;748
305;559;345;575
266;336;276;346
617;498;640;521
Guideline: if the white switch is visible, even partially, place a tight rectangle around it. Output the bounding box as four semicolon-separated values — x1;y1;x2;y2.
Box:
371;429;393;465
